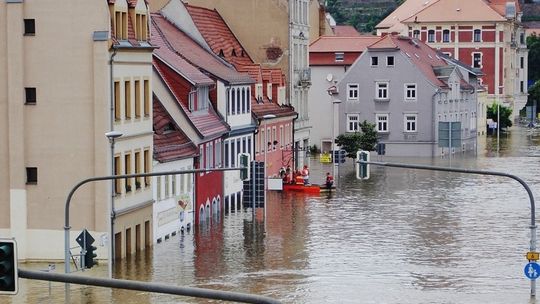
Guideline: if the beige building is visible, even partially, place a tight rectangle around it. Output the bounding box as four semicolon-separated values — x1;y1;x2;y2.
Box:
0;0;153;261
150;0;333;167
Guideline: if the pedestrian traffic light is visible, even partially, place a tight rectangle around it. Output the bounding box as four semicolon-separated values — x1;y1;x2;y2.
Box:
0;239;18;295
85;242;98;269
238;153;250;181
356;150;370;180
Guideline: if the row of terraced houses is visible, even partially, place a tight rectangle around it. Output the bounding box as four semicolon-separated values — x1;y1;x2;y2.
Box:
0;0;527;262
0;0;332;261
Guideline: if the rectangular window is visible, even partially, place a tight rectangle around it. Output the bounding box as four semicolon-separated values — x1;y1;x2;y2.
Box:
346;114;360;132
404;114;417;132
122;12;128;40
428;30;435;43
335;52;344;62
135;151;141;189
520;57;524;69
473;29;481;42
442;29;450;43
125;81;131;119
24;19;35;35
413;30;420;38
387;56;394;67
144;80;150;117
165;175;170;198
280;126;284;149
125;153;132;192
157;177;161;200
225;141;230;167
134;80;141;117
272;127;277;150
376;82;389;100
114;81;121;121
114;156;121;194
260;130;264;153
172;175;177;196
521;81;525;93
347;83;359;101
376;114;389;133
25;88;36;105
371;56;378;66
115;12;121;39
216;140;221;167
141;14;148;40
26;167;37;184
144;149;150;186
247;136;252;155
472;53;482;68
231;141;236;166
404;83;417;101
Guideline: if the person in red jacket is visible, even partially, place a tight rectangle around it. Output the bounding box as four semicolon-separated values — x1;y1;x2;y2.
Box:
325;172;334;189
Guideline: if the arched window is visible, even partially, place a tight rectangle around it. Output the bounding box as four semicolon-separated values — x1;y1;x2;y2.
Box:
231;89;236;114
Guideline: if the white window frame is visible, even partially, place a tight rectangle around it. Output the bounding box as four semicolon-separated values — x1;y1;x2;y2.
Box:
386;56;395;67
404;114;418;133
472;52;482;68
404;83;417;101
427;29;435;43
442;29;450;43
473;29;482;42
346;114;360;132
371;56;378;67
376;114;389;133
413;30;420;38
347;83;359;101
375;81;389;100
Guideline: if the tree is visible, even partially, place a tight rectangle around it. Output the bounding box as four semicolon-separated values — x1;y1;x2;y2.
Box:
486;103;513;130
528;80;540;110
335;120;378;158
527;34;540;83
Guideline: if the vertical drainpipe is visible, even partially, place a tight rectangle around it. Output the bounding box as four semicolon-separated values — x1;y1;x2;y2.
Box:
288;0;294;170
432;88;440;158
109;46;117;272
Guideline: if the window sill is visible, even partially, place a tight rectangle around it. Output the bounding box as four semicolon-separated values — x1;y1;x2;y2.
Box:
374;98;390;102
26;182;37;185
24;33;36;36
404;99;417;102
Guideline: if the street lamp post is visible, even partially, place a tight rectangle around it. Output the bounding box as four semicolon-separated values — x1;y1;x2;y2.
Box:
105;130;122;279
497;86;503;154
262;114;276;219
332;99;341;185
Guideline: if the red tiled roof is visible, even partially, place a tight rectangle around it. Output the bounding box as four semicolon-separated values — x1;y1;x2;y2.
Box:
151;13;254;85
333;25;361;37
310;36;380;52
153;96;198;162
251;99;296;119
185;4;253;66
369;35;447;87
151;22;214;86
236;64;263;83
153;58;230;139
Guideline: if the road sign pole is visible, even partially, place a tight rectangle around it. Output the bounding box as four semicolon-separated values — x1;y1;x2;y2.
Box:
532;224;537;296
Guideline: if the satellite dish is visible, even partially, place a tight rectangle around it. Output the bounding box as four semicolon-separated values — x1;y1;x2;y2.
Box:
326;73;333;82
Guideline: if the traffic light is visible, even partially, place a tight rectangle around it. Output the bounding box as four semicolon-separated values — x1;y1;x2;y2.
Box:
356;150;370;180
85;242;98;269
76;229;97;269
238;153;250;181
333;149;346;164
0;239;18;295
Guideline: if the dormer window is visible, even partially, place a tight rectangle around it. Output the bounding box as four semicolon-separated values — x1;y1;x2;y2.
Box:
164;122;176;133
135;13;148;41
335;52;344;62
197;86;210;111
267;83;273;100
255;84;263;102
115;10;128;40
232;49;237;57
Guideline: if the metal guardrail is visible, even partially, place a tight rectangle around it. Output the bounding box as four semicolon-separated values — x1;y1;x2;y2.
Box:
19;269;281;304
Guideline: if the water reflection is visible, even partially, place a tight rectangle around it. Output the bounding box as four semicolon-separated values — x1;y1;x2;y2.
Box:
8;127;540;303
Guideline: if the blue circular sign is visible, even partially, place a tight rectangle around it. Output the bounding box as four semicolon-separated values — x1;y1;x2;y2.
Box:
524;262;540;280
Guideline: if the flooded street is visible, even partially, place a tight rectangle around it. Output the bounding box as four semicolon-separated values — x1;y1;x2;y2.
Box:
6;126;540;303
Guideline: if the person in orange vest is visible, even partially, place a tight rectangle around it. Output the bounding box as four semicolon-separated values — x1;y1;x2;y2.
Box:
302;165;310;185
294;169;304;185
